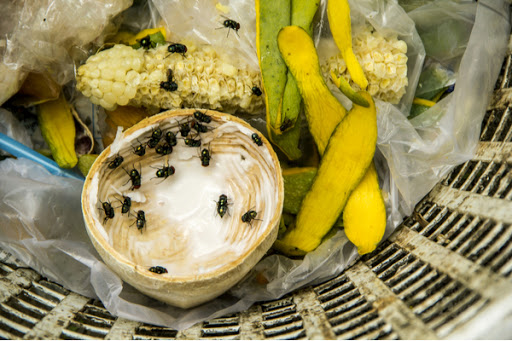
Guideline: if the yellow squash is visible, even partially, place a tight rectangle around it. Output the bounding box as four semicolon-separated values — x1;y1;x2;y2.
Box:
277;25;386;255
330;71;369;107
327;0;368;90
277;93;377;253
277;25;346;154
37;93;78;169
343;163;386;255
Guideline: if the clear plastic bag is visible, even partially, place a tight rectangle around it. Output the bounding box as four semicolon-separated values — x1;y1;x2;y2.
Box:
0;109;34;152
0;0;133;106
0;0;510;331
150;0;260;73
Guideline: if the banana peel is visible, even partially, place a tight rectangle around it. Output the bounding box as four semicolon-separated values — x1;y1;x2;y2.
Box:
37;93;78;169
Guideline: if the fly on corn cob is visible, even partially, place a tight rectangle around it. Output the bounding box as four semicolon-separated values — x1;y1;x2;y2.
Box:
322;26;408;104
76;43;265;114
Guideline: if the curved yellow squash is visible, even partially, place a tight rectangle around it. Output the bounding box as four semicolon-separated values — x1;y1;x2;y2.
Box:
327;0;368;90
344;163;386;255
279;93;377;253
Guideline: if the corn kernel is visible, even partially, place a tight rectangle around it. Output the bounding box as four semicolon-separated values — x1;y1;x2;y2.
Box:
175;61;185;71
397;65;407;78
198;78;208;92
111;82;125;97
90;96;101;105
130;56;143;71
101;68;115;81
181;77;191;89
380;78;391;89
91;88;103;99
205;62;215;75
394;40;407;54
126;71;141;87
149;70;164;83
221;63;237;77
90;69;100;79
374;63;386;78
98;80;112;93
372;51;383;63
76;42;264;113
82;89;91;97
363;61;374;73
117;95;129;106
114;69;126;82
395;53;408;65
99;98;116;111
209;78;220;95
322;25;408;104
227;79;236;92
124;86;136;99
368;84;379;96
386;63;396;76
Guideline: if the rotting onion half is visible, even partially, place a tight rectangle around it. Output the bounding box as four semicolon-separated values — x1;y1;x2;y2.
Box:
81;109;283;309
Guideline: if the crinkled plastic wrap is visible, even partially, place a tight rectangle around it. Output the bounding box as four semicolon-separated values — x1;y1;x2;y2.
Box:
0;0;133;105
0;0;510;331
151;0;260;73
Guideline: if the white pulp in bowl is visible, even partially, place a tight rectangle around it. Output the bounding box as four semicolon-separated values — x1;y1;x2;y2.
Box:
82;109;283;308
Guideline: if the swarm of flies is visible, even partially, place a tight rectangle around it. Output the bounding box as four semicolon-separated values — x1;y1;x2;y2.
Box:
97;111;265;244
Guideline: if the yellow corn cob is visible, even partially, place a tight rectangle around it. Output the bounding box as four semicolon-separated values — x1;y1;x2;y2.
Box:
322;26;408;104
76;43;264;114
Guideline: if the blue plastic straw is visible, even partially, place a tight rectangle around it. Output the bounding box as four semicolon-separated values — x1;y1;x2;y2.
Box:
0;132;85;181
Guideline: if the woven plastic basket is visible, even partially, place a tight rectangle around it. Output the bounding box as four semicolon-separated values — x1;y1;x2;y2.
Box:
1;38;512;341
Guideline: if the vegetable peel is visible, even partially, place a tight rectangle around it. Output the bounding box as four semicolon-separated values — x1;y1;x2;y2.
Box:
327;0;368;90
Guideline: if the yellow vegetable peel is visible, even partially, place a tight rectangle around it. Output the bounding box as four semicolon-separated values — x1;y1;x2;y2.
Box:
277;25;346;154
280;93;378;252
343;163;386;255
37;93;77;169
277;25;386;255
330;71;369;107
327;0;368;90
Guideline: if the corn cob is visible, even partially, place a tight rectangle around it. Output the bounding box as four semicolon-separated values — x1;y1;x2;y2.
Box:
76;43;264;114
322;26;408;104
